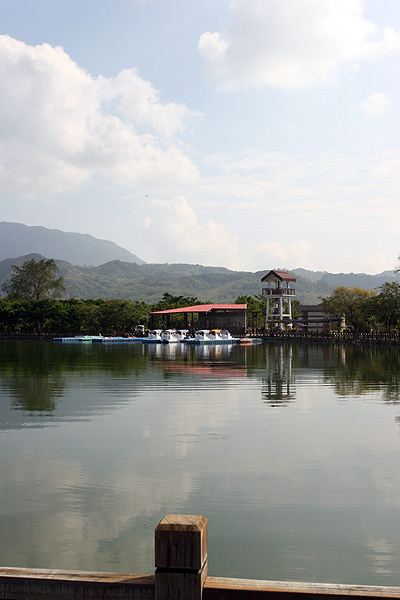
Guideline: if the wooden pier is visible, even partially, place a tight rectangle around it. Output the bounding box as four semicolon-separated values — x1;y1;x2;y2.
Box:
1;514;399;599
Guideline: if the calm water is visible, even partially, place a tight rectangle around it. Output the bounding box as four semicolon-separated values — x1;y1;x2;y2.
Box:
0;340;399;586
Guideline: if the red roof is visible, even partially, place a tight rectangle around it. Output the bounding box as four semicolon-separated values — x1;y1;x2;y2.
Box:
150;303;247;315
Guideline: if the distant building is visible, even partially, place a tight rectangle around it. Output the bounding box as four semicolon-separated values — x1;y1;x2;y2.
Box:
296;304;345;332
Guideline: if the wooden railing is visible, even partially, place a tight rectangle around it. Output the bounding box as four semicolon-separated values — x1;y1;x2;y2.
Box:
1;514;400;599
261;288;296;296
251;330;400;345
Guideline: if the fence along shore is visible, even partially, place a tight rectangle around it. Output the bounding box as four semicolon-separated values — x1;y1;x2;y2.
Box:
1;329;400;345
250;329;400;345
1;514;400;599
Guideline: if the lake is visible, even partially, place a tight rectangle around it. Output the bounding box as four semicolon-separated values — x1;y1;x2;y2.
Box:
0;339;399;586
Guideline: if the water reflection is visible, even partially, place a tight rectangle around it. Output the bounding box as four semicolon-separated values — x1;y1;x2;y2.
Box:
0;342;245;420
0;341;65;414
1;341;400;418
322;346;400;403
262;344;295;406
259;343;400;408
0;341;400;585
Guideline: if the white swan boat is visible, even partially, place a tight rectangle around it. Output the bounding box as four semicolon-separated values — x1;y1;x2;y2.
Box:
145;329;163;342
185;329;237;345
220;329;234;340
208;329;222;340
175;329;189;341
207;329;234;341
194;329;210;341
161;329;179;343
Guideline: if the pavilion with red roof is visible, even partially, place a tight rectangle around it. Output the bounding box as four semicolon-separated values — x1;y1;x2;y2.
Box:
150;303;247;334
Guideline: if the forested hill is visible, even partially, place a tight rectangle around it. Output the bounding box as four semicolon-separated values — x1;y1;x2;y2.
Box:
0;222;145;266
2;255;398;304
292;268;399;289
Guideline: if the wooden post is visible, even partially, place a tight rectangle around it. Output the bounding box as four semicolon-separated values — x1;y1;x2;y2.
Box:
155;514;207;600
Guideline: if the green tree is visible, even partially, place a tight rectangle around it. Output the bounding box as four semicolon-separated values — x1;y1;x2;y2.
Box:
131;301;150;328
0;298;27;334
372;282;400;332
2;258;65;301
235;294;265;314
152;292;201;311
151;293;201;328
235;294;266;330
320;286;376;332
100;300;132;332
80;300;104;333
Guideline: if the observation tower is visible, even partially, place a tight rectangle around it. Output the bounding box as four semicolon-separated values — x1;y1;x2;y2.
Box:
261;270;296;330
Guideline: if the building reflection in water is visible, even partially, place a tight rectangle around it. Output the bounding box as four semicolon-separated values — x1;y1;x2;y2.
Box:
262;343;295;406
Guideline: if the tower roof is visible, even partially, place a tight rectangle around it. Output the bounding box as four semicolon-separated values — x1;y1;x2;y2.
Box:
261;270;296;283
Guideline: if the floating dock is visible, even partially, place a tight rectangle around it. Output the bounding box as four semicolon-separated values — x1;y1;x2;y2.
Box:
185;338;237;345
184;338;262;345
92;337;145;343
53;336;262;345
53;336;103;342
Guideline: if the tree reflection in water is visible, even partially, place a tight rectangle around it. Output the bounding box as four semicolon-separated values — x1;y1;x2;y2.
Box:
0;340;149;414
322;345;400;404
1;340;400;417
0;340;65;413
260;343;400;410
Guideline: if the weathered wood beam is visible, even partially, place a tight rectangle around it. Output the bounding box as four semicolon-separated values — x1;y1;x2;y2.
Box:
0;568;154;599
204;577;400;599
1;569;400;600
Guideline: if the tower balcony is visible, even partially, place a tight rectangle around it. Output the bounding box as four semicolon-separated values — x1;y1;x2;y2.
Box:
262;288;296;297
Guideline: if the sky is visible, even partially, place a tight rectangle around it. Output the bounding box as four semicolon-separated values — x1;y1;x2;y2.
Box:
0;0;399;274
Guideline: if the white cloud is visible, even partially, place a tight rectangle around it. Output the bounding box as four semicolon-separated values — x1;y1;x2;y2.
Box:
99;68;198;137
358;253;391;274
362;92;391;116
142;195;241;268
194;147;400;273
199;0;400;90
0;35;198;198
248;240;313;271
143;216;152;228
371;153;400;187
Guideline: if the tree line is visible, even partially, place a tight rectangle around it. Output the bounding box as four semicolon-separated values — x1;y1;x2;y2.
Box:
1;258;400;335
0;294;210;336
320;283;400;333
0;259;204;335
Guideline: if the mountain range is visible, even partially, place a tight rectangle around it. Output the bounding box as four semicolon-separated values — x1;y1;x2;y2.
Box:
0;222;398;304
0;221;144;266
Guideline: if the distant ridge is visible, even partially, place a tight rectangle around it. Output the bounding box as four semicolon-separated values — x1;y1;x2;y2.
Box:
291;268;399;289
1;255;398;304
0;222;145;266
0;222;398;303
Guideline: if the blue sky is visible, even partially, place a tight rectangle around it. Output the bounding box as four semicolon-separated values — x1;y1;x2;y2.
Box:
1;0;399;273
